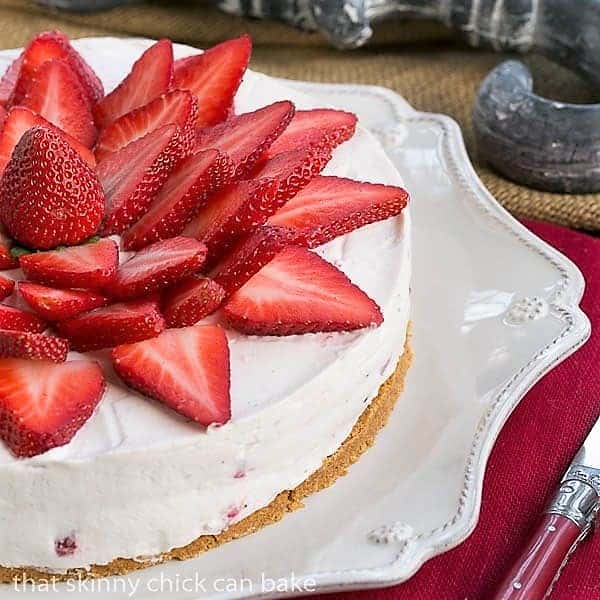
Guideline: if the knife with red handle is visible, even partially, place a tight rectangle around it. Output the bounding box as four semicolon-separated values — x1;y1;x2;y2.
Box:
494;418;600;600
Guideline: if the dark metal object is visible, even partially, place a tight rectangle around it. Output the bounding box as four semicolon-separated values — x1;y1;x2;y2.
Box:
473;61;600;193
36;0;137;10
215;0;538;55
35;0;600;77
217;0;600;193
34;0;600;193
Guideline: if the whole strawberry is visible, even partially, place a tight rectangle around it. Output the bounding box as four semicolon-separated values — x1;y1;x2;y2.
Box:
0;126;104;250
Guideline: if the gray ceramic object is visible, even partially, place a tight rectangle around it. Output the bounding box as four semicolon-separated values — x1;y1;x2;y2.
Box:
473;60;600;194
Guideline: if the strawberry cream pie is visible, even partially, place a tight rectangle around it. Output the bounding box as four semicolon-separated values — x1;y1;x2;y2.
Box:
0;32;411;579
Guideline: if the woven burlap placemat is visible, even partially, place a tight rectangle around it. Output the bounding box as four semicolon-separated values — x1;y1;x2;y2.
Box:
2;0;599;230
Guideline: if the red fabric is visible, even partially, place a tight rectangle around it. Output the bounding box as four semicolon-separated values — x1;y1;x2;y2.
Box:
317;219;600;600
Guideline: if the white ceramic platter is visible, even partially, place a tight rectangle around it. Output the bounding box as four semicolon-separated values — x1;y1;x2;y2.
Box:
0;38;590;599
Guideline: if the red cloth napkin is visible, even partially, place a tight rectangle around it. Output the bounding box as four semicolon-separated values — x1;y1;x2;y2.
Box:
317;219;600;600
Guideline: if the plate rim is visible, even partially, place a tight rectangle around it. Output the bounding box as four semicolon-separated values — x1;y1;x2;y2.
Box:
273;79;592;592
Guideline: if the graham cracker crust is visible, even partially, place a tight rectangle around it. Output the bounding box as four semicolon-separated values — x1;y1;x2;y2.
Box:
1;339;412;584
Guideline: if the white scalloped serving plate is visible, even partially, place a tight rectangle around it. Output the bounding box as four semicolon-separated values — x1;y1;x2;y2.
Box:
0;39;590;599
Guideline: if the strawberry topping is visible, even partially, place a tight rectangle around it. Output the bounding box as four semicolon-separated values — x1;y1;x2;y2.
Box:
0;304;47;333
19;238;118;291
97;123;185;235
56;299;166;352
224;246;383;336
252;146;331;205
18;282;109;321
94;89;198;162
163;276;226;328
173;35;251;128
94;38;173;130
0;358;105;457
0;127;104;250
0;330;69;363
111;237;207;299
268;176;409;248
0;226;17;270
22;59;97;147
0;106;95;178
266;108;357;157
0;276;14;301
122;149;234;251
112;325;230;426
181;179;279;265
8;30;103;107
195;101;294;178
0;31;408;459
211;226;297;297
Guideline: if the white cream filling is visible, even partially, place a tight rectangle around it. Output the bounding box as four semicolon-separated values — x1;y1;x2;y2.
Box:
0;38;411;572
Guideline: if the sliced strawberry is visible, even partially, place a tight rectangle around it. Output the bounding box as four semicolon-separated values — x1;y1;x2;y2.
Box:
94;89;198;162
0;276;14;301
111;237;207;300
112;325;230;426
20;238;118;291
172;35;251;128
22;59;97;147
94;39;173;130
211;226;297;296
266;109;357;158
0;104;6;129
0;304;47;333
163;276;226;327
98;123;185;235
0;330;69;363
195;101;294;178
0;54;23;106
181;179;279;265
252;146;331;205
56;34;103;104
0;358;105;457
9;30;103;107
56;299;166;352
0;107;95;178
18;282;109;321
122;149;234;250
0;127;104;250
0;226;17;270
173;54;197;72
68;49;104;106
267;176;409;248
224;246;383;336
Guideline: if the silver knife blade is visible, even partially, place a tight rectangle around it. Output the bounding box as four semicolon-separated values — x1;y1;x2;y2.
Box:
547;416;600;529
569;416;600;474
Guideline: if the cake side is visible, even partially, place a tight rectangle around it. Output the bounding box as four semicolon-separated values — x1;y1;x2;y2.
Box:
1;338;412;583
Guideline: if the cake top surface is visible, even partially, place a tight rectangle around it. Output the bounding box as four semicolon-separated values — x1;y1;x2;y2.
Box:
0;36;409;465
